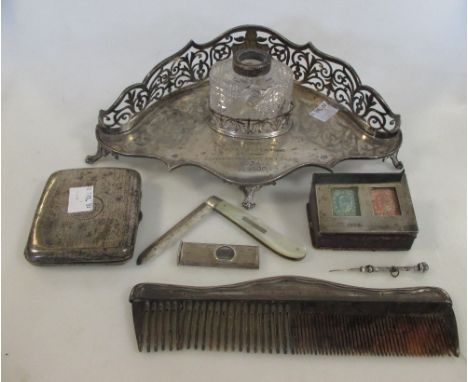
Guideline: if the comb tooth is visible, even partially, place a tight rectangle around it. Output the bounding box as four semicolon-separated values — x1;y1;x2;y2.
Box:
327;313;335;356
140;301;150;352
301;309;310;354
200;301;208;351
299;306;307;354
167;301;174;351
210;301;218;351
174;302;180;350
157;301;164;351
241;301;247;352
231;302;239;352
265;303;272;354
227;302;233;351
168;301;175;351
249;302;255;353
147;302;156;352
350;314;362;356
253;302;259;353
197;301;207;350
221;301;229;351
192;301;201;349
409;315;422;356
251;302;262;353
315;311;323;355
152;301;159;352
160;301;167;351
327;313;341;355
176;301;184;350
419;316;430;356
335;314;344;355
308;310;316;355
156;301;163;351
212;301;220;351
304;308;312;354
163;301;170;351
418;316;431;356
169;301;177;350
355;313;368;356
376;315;388;356
360;315;370;356
431;316;444;355
348;314;360;356
264;303;270;354
344;314;356;355
218;301;225;351
426;316;440;356
434;316;457;355
365;314;375;356
397;315;408;356
304;308;311;354
309;311;318;355
271;303;279;354
386;315;396;356
295;306;303;355
440;315;454;355
310;311;319;355
254;303;261;353
307;309;313;354
388;315;399;356
285;303;292;354
437;315;449;355
377;314;389;356
245;302;252;353
439;315;454;356
279;304;286;354
425;316;437;356
183;300;193;349
394;315;406;356
318;312;327;355
205;301;215;350
298;303;308;354
233;302;238;352
421;316;433;356
240;302;247;352
263;303;269;354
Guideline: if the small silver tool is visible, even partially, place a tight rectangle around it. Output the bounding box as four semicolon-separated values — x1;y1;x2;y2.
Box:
329;262;429;278
178;242;259;269
137;196;307;265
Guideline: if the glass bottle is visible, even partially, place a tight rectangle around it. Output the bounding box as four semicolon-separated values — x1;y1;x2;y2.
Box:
209;48;293;137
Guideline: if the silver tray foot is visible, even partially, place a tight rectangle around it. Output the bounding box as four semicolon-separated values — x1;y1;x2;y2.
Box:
240;185;263;209
85;143;119;164
384;151;403;169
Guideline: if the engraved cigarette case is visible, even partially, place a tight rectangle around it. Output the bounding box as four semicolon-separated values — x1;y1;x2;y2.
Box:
307;172;418;250
25;168;142;264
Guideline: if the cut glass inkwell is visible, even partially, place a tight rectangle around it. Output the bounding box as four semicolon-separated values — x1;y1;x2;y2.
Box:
209;48;294;138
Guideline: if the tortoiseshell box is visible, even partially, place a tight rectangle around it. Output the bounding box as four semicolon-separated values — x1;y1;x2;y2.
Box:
25;168;142;264
307;172;418;250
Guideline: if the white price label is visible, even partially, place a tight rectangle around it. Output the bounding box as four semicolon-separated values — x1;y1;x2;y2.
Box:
309;101;338;122
68;186;94;213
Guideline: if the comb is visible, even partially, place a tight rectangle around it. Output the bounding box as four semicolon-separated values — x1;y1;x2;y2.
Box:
129;276;459;356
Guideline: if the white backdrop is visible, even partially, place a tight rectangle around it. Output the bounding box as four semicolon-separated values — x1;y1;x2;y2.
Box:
2;0;466;381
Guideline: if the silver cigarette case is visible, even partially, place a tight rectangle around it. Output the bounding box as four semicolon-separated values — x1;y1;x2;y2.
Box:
25;167;142;265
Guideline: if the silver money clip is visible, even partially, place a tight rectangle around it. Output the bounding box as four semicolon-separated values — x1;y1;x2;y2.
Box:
177;242;259;269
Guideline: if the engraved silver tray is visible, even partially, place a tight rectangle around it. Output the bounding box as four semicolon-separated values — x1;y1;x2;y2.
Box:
86;25;402;208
